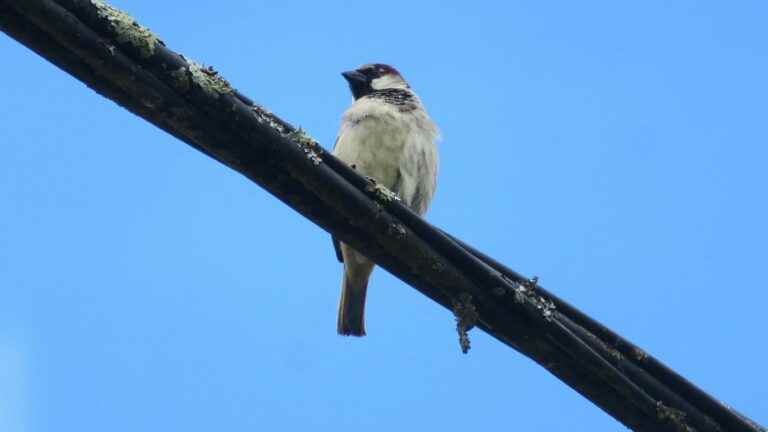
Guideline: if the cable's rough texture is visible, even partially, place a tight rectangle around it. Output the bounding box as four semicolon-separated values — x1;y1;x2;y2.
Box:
0;1;763;431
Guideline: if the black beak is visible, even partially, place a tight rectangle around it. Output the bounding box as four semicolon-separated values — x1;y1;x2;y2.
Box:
341;70;371;100
341;70;367;85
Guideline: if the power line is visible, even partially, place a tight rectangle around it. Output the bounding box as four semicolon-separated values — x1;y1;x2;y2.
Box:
1;1;763;430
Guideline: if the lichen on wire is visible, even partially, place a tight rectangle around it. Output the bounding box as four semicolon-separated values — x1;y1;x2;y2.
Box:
90;0;159;58
453;292;479;354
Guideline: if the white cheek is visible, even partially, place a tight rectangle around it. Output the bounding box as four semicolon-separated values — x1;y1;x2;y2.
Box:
370;76;387;90
371;75;404;90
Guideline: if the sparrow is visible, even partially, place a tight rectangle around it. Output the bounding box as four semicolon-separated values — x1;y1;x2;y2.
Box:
332;63;439;336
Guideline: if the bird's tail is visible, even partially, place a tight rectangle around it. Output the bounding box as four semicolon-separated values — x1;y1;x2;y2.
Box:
336;243;384;336
336;245;375;336
337;271;369;336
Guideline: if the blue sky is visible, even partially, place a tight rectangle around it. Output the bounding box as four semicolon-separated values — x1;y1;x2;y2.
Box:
2;1;767;430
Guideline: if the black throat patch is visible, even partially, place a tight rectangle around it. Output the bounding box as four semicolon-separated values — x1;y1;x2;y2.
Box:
366;89;419;112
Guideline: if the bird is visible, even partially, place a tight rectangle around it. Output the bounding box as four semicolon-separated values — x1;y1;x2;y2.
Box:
332;63;439;336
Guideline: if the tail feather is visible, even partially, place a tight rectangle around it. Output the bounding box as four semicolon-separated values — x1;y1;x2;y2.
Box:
337;272;368;336
337;243;375;336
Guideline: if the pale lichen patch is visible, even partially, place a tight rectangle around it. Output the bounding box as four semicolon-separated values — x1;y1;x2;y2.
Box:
513;277;535;303
91;0;158;58
513;287;528;304
633;347;649;362
538;297;556;321
512;277;556;321
252;106;287;133
249;108;323;165
286;128;319;149
365;178;400;203
287;128;322;165
187;61;233;98
656;401;694;432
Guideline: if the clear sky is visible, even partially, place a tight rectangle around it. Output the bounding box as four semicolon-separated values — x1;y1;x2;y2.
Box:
1;1;766;431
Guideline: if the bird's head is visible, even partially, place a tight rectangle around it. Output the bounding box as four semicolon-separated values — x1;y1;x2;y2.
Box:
342;63;409;99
